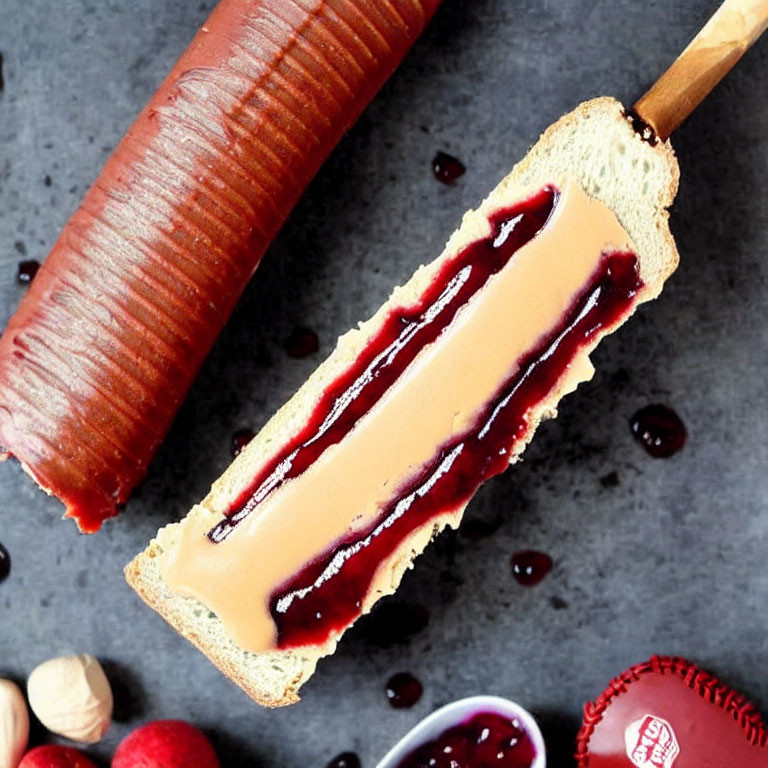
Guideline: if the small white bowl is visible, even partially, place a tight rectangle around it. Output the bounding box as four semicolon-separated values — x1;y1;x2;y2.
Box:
376;695;547;768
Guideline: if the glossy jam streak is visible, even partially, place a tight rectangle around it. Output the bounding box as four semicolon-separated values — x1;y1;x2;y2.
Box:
0;543;9;583
432;151;466;184
511;551;553;587
326;753;361;768
396;711;538;768
386;672;423;709
270;249;642;648
209;187;558;543
630;404;687;458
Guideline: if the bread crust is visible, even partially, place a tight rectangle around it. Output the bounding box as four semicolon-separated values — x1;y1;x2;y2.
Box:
126;96;680;707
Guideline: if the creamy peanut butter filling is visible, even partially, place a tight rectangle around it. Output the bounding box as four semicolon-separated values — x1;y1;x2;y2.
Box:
160;180;635;653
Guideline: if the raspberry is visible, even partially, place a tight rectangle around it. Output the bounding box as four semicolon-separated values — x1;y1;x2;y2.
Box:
19;746;98;768
112;720;219;768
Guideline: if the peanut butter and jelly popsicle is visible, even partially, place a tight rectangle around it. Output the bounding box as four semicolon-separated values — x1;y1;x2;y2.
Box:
0;0;442;532
128;96;681;706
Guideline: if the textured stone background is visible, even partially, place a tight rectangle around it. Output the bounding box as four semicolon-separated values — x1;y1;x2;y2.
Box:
1;0;767;765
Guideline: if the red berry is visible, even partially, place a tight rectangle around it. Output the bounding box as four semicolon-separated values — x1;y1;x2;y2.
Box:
112;720;219;768
19;746;98;768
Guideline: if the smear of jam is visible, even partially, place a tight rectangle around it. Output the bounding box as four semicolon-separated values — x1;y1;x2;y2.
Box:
17;260;40;285
269;246;641;648
511;551;553;587
0;543;10;583
432;151;466;184
326;753;361;768
284;326;319;359
209;187;558;544
231;428;255;459
395;711;538;768
630;404;686;458
386;672;423;709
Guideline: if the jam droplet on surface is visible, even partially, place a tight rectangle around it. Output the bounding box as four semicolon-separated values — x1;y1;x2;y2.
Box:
395;711;538;768
432;151;466;184
325;752;361;768
17;259;40;285
231;428;256;459
630;404;687;458
386;672;423;709
0;543;10;583
511;550;553;587
284;326;319;359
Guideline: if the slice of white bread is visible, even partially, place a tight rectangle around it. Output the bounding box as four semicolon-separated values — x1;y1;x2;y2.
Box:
126;96;680;707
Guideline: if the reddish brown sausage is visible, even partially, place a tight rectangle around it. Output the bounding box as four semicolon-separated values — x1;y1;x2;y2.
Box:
0;0;442;532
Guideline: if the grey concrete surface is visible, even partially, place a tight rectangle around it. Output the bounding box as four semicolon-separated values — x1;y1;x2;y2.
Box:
1;0;767;765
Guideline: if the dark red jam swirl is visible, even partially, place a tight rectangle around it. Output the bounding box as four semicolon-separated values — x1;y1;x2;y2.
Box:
395;711;538;768
208;186;559;544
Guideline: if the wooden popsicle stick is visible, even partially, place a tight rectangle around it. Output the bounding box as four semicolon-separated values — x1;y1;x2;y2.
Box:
633;0;768;140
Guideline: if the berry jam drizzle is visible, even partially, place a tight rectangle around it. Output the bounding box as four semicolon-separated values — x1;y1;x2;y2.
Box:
511;551;553;587
395;711;538;768
432;151;466;184
386;672;423;709
209;187;558;544
630;404;686;458
271;249;642;648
